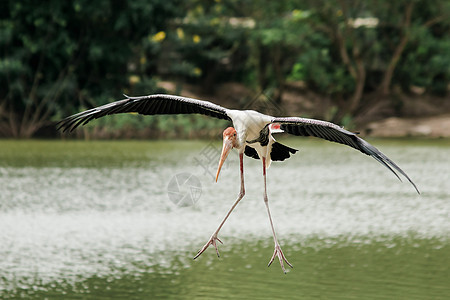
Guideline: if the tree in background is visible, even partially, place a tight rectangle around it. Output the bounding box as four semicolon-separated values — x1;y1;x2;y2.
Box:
167;0;311;103
0;0;448;138
0;0;180;138
298;0;449;119
170;0;448;114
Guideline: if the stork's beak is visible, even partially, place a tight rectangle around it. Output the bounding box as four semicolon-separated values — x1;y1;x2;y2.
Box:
215;137;233;182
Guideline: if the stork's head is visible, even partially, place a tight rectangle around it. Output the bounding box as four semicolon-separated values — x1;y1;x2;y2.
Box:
215;127;238;182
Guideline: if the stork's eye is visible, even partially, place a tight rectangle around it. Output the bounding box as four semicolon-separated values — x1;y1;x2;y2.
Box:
233;133;236;137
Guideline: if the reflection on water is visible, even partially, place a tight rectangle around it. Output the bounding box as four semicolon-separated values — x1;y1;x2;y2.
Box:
0;139;449;299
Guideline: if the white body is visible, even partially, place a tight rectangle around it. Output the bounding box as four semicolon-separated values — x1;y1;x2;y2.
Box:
226;109;276;167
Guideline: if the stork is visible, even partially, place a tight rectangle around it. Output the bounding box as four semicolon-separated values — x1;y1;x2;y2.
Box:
57;94;419;273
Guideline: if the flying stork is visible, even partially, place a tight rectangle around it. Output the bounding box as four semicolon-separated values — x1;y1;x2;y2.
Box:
57;94;419;273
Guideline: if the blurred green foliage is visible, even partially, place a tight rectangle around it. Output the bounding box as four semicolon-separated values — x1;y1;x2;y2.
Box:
0;0;181;137
0;0;448;138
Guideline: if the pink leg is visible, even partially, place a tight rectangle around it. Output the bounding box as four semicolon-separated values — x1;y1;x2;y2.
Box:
194;152;245;259
262;156;293;273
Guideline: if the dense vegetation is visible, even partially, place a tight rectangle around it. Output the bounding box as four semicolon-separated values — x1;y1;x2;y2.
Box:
1;0;449;138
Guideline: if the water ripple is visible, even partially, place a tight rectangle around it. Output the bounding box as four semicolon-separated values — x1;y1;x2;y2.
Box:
0;140;448;295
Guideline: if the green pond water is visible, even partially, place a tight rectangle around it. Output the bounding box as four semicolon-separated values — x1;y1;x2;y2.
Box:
0;139;448;299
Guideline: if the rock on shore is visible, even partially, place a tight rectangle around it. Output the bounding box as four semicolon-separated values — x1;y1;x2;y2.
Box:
365;114;450;138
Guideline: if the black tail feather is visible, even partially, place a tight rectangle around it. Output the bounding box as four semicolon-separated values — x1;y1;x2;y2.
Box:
271;142;298;161
243;142;298;162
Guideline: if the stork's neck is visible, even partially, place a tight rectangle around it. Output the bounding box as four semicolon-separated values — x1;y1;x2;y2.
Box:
235;129;247;151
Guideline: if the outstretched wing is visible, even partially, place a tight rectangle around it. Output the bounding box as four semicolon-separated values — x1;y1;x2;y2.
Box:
272;117;420;194
57;94;232;132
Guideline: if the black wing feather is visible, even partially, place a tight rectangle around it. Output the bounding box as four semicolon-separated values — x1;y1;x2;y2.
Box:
57;94;231;132
272;117;419;194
